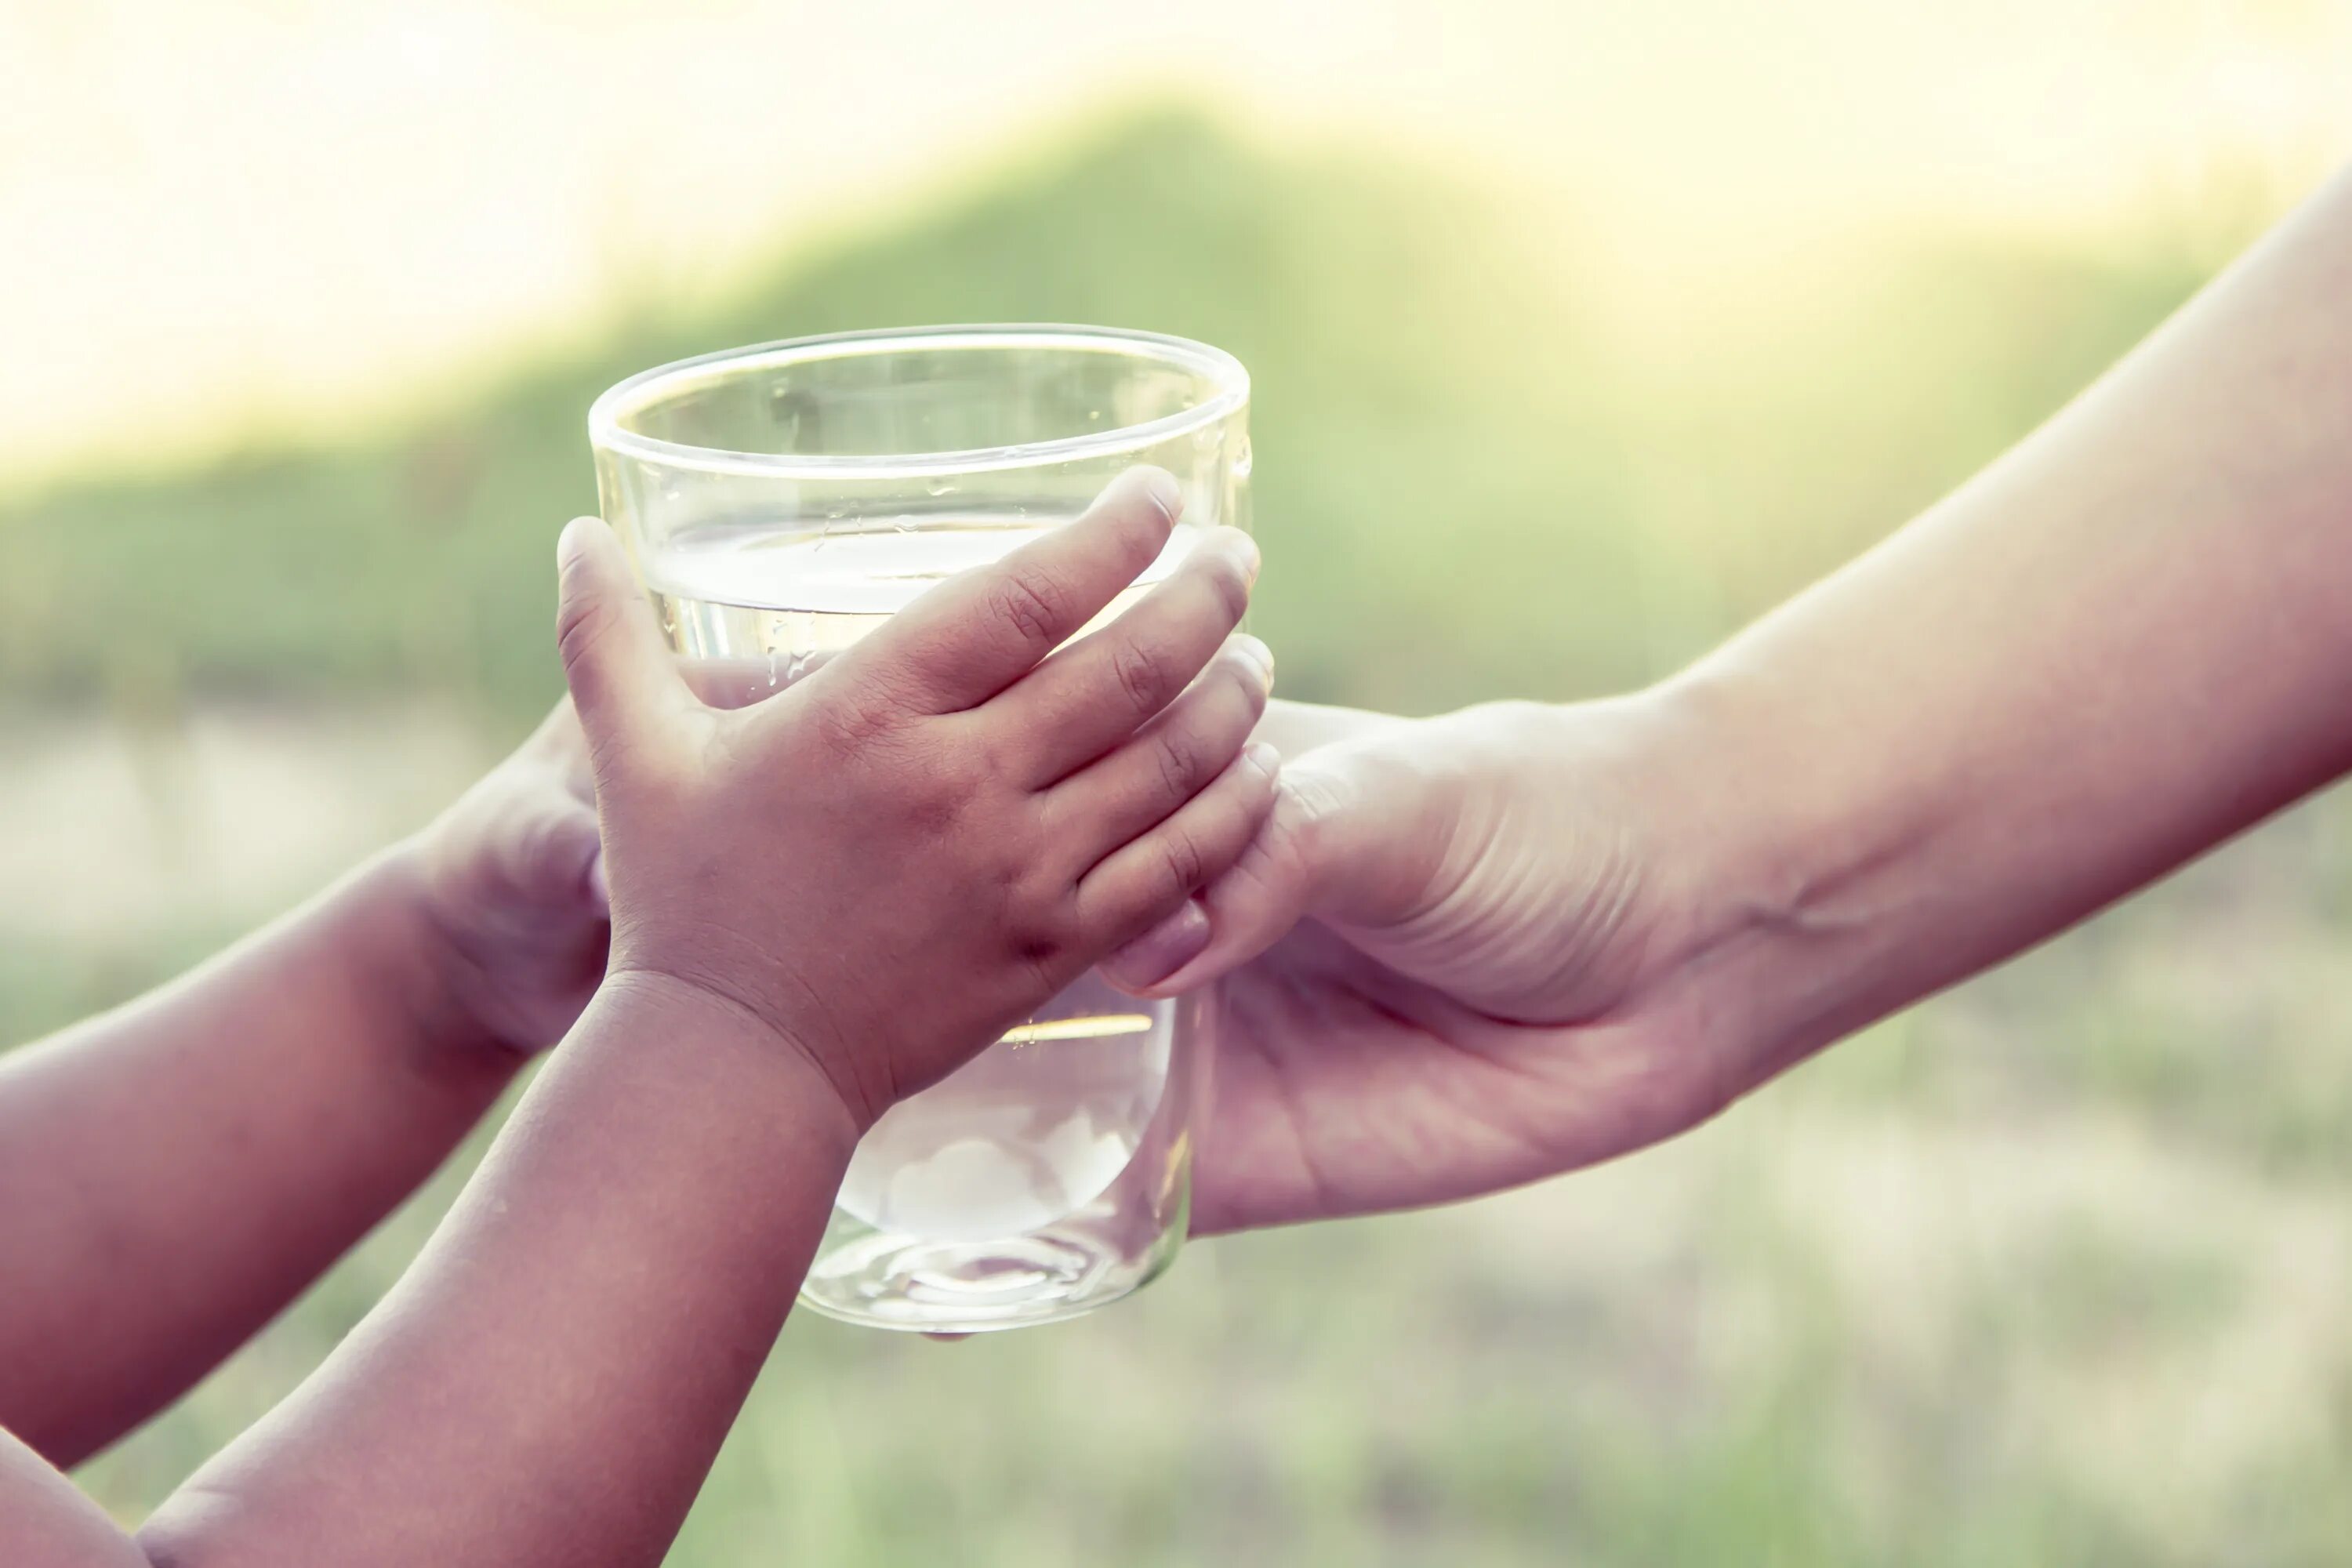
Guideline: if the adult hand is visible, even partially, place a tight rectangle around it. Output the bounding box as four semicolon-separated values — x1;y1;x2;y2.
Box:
1106;695;1747;1234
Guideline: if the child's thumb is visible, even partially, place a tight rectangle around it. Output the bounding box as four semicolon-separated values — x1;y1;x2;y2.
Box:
554;517;688;750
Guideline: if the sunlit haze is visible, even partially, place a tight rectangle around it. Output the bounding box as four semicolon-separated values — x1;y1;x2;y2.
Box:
3;0;2349;490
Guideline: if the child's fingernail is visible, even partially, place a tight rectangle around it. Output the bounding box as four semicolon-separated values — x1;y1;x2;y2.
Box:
1235;635;1275;692
1143;468;1183;522
1104;901;1211;989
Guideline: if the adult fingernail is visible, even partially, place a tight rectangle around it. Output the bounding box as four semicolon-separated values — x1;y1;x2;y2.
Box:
1245;741;1281;777
1237;531;1261;586
1104;900;1211;989
586;849;611;910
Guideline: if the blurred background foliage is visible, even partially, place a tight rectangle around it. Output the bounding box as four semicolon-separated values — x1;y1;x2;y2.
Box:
0;111;2222;722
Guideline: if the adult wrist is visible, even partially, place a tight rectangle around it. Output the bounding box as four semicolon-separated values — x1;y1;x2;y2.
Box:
1629;659;1951;1090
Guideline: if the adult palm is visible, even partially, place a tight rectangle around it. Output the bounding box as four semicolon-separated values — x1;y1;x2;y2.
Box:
1114;697;1751;1235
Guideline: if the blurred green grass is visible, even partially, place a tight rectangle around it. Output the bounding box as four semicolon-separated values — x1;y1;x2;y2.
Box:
10;109;2352;1563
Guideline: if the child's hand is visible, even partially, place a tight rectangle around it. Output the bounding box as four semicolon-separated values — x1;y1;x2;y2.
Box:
405;701;612;1054
555;467;1276;1127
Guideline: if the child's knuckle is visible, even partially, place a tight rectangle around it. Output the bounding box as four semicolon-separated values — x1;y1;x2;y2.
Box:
934;731;996;793
1153;827;1210;898
973;727;1024;784
1152;727;1203;800
1111;634;1174;713
987;564;1073;645
809;679;902;751
888;741;985;837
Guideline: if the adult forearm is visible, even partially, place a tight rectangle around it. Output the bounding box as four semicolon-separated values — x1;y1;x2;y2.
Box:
1661;166;2352;1083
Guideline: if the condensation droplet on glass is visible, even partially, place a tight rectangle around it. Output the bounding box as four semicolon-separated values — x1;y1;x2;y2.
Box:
765;648;779;689
1233;436;1254;479
926;478;954;498
1190;424;1218;451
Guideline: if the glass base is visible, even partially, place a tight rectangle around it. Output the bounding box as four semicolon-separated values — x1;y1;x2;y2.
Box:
799;1214;1184;1334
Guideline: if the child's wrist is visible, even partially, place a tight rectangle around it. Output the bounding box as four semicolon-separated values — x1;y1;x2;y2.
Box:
594;967;870;1152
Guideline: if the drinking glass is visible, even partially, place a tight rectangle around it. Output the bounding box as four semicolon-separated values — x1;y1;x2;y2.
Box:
588;325;1251;1331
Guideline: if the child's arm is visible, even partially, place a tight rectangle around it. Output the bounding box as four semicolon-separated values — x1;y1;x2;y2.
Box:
2;469;1275;1566
0;979;843;1568
0;706;610;1467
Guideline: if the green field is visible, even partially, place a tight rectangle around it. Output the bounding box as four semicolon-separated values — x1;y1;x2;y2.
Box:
9;111;2350;1563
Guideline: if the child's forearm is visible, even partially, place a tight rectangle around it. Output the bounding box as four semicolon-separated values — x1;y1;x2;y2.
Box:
130;974;855;1568
0;846;523;1465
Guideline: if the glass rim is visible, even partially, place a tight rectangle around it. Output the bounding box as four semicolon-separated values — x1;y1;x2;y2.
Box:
587;324;1250;481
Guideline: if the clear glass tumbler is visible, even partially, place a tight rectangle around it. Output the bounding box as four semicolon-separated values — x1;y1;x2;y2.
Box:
588;325;1251;1332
